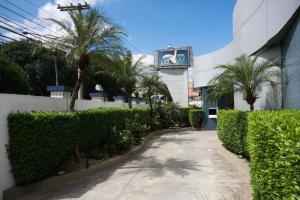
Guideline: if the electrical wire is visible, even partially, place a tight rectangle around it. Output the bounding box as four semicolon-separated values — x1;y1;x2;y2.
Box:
0;25;34;41
0;14;72;50
25;0;58;19
0;38;7;43
0;19;23;32
0;3;62;37
0;19;50;42
0;15;29;32
0;12;59;41
0;33;19;42
0;1;146;56
3;0;59;31
15;0;143;54
0;15;57;44
0;11;32;31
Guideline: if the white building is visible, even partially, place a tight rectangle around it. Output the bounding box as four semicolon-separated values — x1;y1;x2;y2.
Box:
156;0;300;129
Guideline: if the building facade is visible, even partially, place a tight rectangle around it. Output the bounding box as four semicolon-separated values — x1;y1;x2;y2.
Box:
155;47;192;107
156;0;300;129
199;0;300;128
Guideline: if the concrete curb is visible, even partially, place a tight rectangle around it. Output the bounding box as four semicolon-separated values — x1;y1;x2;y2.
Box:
216;140;250;175
2;127;192;200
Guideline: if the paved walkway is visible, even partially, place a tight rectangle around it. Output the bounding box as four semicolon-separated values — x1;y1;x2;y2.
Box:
29;130;252;200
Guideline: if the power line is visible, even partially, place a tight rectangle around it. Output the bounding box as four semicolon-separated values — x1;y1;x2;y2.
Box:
3;0;58;31
0;13;60;41
0;12;31;31
0;28;68;51
0;15;58;44
0;33;18;42
0;38;7;43
0;19;23;32
0;25;34;41
0;14;73;48
0;4;48;30
0;19;50;43
24;0;58;19
0;3;61;37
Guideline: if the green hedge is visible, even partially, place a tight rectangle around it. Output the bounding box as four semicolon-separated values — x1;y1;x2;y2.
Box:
7;108;151;185
152;102;191;129
189;109;204;128
179;107;192;127
248;110;300;199
217;110;248;157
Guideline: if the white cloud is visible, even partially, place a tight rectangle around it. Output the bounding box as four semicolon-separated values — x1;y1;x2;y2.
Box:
133;54;154;66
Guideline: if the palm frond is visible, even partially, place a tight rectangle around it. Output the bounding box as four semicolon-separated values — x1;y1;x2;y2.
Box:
45;8;125;66
207;54;281;108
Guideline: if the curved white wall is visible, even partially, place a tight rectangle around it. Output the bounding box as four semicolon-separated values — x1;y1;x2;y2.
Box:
193;0;300;88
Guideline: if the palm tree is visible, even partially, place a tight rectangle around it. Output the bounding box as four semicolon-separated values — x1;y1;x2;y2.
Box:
47;9;124;111
158;82;172;102
107;51;145;108
207;54;281;111
139;74;163;117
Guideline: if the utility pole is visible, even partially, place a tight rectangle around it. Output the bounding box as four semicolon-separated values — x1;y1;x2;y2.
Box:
57;2;90;12
54;49;59;86
57;1;90;99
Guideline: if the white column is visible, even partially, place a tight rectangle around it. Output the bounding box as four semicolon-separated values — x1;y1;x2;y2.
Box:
159;68;189;107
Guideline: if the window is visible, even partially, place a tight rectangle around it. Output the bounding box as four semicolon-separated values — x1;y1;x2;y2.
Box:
208;108;218;118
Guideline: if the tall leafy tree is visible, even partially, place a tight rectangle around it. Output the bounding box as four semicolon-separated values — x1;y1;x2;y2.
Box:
0;40;76;96
48;8;125;111
0;52;30;94
207;54;281;111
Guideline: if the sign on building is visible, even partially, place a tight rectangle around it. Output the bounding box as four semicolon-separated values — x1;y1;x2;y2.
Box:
155;47;192;68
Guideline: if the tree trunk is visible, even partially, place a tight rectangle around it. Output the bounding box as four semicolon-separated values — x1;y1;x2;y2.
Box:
149;93;153;117
69;69;85;163
128;95;132;109
74;145;81;163
250;104;254;111
69;69;85;112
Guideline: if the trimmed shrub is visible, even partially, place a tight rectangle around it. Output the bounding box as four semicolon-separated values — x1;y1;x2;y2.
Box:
153;102;190;129
126;115;150;144
178;107;192;127
152;101;169;129
105;128;132;153
7;108;151;185
248;110;300;199
164;102;181;127
7;112;76;185
217;110;248;157
189;109;204;128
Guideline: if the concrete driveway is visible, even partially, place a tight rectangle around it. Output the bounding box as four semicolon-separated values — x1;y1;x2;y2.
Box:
28;130;252;200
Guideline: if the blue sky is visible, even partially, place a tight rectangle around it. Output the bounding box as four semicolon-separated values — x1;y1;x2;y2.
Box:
103;0;237;56
0;0;236;57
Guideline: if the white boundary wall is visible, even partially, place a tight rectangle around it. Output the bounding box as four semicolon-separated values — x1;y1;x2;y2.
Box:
0;93;146;199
